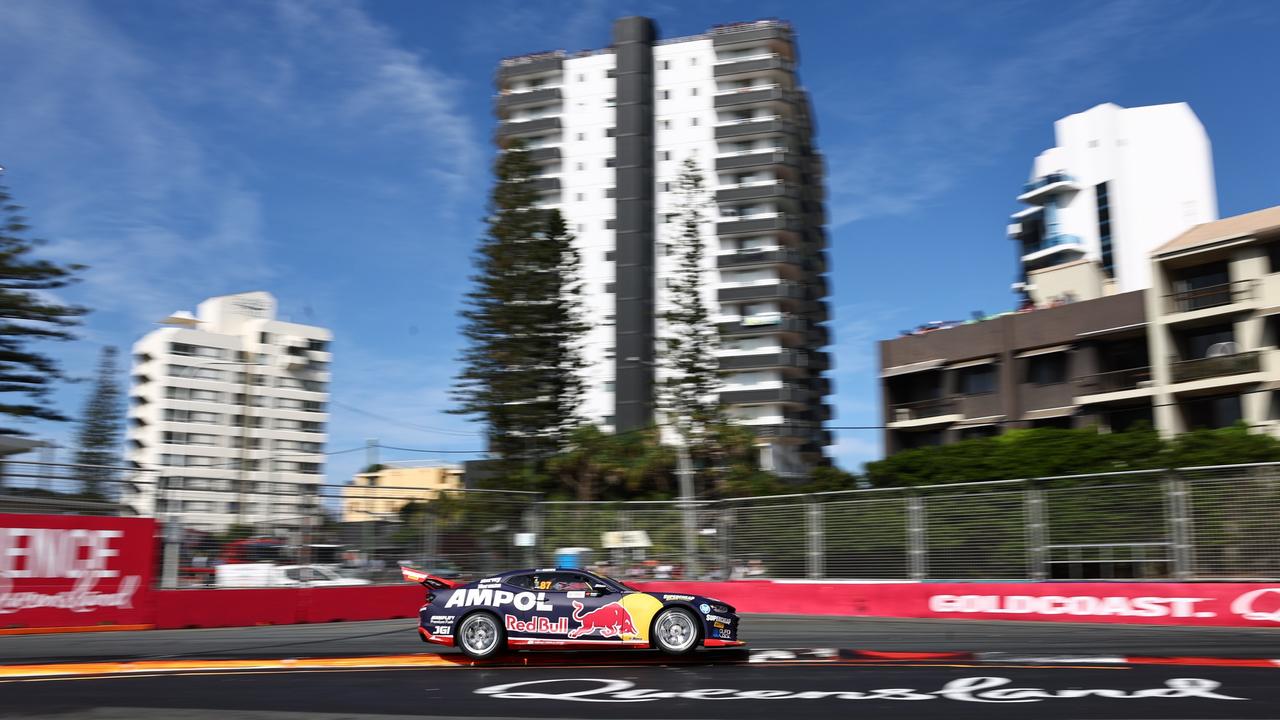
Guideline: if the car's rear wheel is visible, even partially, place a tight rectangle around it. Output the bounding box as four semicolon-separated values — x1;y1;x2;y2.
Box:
652;607;699;655
456;612;504;659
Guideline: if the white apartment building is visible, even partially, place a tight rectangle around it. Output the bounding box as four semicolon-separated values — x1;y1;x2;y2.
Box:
1010;102;1218;306
125;292;332;533
495;17;832;476
1147;207;1280;437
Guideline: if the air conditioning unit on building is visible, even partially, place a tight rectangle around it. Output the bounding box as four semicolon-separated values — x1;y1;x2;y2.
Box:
895;408;911;422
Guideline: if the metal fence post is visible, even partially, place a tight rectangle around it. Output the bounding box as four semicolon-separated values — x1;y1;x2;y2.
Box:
720;505;733;579
1165;471;1194;579
807;499;823;579
906;492;927;580
1025;480;1047;580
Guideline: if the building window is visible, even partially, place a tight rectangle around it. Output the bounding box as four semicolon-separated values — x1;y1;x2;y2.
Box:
661;119;671;129
575;192;584;201
661;182;671;192
689;57;697;65
661;90;670;100
691;87;699;96
605;218;616;229
576;224;585;233
691;117;699;126
605;97;616;107
605;157;616;167
605;282;616;293
603;415;616;426
1096;182;1114;279
604;250;615;261
576;132;585;141
576;162;584;171
577;73;584;82
605;187;616;198
1025;354;1067;385
1267;242;1280;274
662;60;670;70
660;151;671;161
957;365;996;395
604;381;615;393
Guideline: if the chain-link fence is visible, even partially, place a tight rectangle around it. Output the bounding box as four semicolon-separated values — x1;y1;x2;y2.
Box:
3;460;1279;585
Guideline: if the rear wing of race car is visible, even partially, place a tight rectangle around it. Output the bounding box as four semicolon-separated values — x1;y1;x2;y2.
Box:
401;566;460;589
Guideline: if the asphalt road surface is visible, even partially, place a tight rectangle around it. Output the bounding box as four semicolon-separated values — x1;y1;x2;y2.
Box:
1;617;1277;719
2;614;1278;663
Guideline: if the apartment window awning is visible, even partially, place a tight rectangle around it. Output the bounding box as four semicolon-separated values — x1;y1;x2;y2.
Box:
954;414;1005;428
1022;406;1076;421
881;358;944;378
1015;344;1072;359
949;357;997;370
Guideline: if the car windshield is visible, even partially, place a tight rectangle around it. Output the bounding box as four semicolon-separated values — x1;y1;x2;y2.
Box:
589;572;636;592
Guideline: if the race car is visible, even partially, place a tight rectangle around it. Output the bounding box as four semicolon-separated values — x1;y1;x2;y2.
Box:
403;566;743;659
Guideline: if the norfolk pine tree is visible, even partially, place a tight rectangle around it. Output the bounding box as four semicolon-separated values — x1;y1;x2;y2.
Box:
451;143;586;472
0;176;87;434
73;346;124;496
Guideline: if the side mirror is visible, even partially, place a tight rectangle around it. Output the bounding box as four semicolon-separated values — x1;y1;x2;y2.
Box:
590;582;611;596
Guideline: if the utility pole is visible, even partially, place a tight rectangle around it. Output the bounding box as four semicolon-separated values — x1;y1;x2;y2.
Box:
676;442;698;580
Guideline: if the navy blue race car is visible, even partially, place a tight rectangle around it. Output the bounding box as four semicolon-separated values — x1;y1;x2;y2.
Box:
403;566;743;659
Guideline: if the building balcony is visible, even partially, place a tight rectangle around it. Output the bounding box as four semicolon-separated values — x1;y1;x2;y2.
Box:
1169;351;1262;384
749;420;819;440
713;54;791;79
717;349;810;372
716;247;803;270
496;116;561;140
720;383;809;406
1164;280;1255;314
713;85;795;110
714;117;796;141
714;149;798;173
526;146;562;164
1017;172;1080;204
1021;233;1084;261
717;313;808;337
889;398;958;424
717;280;805;304
1074;367;1152;397
496;53;564;83
716;212;801;236
528;176;561;194
715;179;799;204
711;20;793;47
495;86;562;113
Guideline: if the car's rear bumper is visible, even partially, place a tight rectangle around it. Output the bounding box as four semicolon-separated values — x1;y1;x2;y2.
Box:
418;625;455;647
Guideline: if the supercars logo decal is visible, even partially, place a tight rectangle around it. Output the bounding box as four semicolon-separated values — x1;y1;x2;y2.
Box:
570;600;637;639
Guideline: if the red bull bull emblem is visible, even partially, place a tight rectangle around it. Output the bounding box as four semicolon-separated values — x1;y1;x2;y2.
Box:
569;600;637;639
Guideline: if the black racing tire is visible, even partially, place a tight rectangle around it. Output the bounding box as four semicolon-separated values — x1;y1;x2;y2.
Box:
651;607;700;655
456;611;505;660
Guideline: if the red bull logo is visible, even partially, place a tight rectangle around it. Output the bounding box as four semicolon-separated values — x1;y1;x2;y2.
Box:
504;614;568;634
569;600;637;639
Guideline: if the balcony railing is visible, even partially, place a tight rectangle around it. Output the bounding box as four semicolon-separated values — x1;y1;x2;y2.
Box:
1169;351;1261;384
1023;233;1083;256
1074;367;1151;395
1165;280;1254;314
890;398;956;422
1022;172;1076;194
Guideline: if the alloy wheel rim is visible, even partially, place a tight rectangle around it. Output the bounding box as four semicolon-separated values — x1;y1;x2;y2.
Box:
463;616;498;654
658;611;696;651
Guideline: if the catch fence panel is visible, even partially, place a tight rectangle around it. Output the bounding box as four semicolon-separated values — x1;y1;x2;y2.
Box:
1182;465;1280;579
1040;474;1172;580
726;502;809;578
820;494;911;579
921;486;1028;579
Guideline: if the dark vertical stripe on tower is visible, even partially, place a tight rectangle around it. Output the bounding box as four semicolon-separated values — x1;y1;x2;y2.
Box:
612;16;657;432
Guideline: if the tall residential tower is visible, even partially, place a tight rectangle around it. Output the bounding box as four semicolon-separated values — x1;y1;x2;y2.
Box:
495;17;833;476
1010;102;1217;306
125;292;331;533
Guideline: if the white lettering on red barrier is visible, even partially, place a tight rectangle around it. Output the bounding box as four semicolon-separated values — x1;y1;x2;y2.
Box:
928;594;1217;618
0;524;146;617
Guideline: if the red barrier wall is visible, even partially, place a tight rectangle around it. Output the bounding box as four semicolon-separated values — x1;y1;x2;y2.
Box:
0;514;155;630
153;585;424;629
633;581;1280;628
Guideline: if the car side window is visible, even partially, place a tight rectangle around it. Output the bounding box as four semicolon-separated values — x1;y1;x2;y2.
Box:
506;574;536;589
525;572;592;592
284;568;303;582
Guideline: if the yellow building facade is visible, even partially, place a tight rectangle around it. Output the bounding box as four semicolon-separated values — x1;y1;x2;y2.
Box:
342;464;463;522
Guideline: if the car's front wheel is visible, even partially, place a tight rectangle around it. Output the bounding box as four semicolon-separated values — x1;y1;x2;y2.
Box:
456;612;504;659
652;607;699;655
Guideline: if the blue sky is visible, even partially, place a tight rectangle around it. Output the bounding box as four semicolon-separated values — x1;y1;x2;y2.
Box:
1;0;1278;481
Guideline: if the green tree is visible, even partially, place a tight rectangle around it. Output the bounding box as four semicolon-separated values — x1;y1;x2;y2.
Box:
72;345;123;496
451;143;586;466
658;158;721;445
0;176;87;432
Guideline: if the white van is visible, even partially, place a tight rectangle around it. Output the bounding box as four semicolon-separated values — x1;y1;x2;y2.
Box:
214;564;372;588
